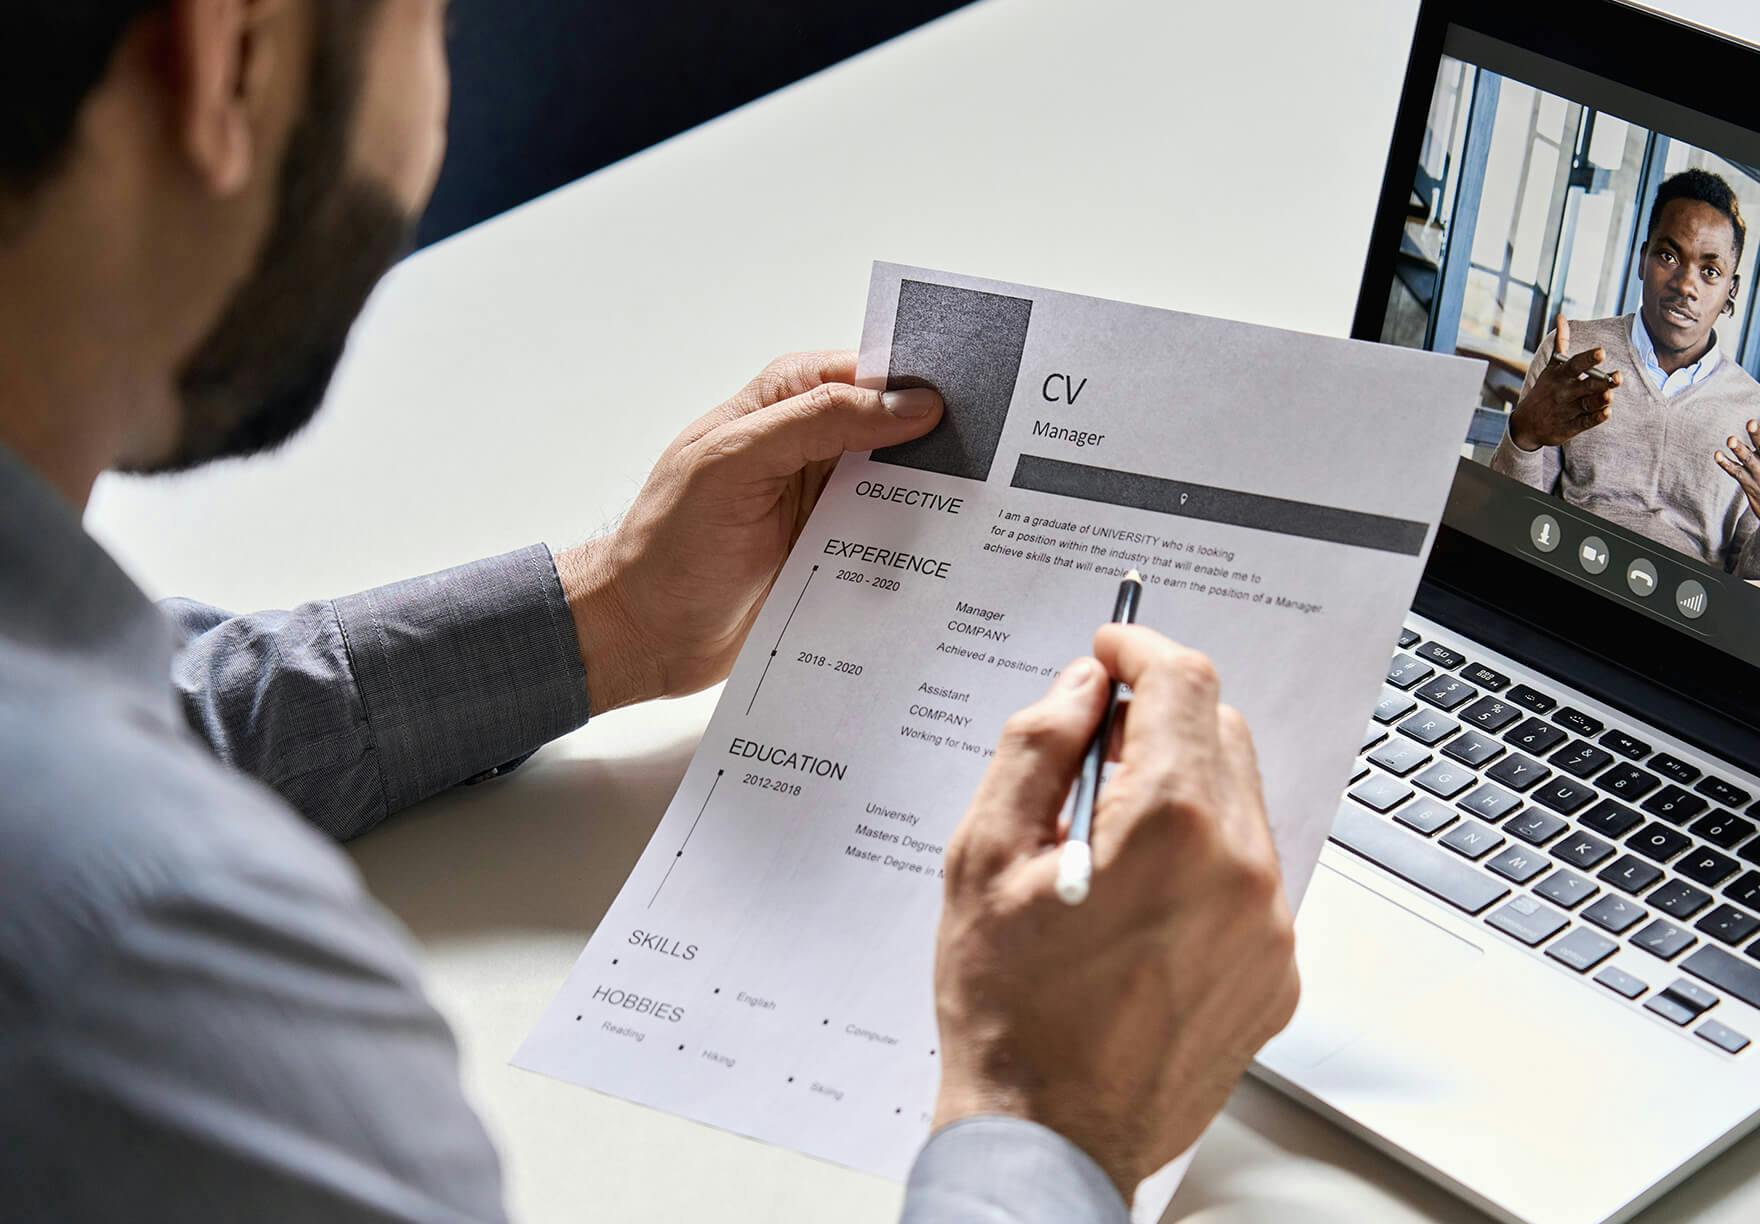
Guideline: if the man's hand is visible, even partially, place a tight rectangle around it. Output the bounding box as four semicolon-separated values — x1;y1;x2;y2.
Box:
930;626;1299;1201
1508;315;1623;451
1716;418;1760;519
554;352;941;713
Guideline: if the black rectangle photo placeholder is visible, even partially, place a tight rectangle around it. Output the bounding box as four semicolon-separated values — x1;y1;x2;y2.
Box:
871;280;1033;482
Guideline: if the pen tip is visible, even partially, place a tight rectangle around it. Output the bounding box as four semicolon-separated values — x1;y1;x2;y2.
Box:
1125;569;1142;584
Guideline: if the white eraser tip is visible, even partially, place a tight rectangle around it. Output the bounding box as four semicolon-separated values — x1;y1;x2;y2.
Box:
1055;842;1092;906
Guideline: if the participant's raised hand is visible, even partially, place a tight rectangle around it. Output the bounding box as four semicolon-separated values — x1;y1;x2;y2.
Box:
929;625;1299;1201
1716;418;1760;519
555;352;941;713
1508;315;1622;450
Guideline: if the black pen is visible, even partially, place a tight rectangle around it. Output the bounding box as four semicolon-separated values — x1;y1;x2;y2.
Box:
1055;569;1143;905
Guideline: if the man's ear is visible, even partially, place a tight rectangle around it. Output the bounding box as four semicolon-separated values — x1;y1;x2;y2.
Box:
1728;273;1742;318
165;0;292;198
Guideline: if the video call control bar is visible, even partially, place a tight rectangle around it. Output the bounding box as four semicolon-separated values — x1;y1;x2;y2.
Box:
1011;454;1429;555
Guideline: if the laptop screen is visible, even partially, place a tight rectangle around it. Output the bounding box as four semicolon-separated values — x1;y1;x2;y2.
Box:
1373;22;1760;670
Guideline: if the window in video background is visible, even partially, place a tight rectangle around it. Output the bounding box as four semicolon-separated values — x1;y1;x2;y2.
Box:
1384;55;1760;458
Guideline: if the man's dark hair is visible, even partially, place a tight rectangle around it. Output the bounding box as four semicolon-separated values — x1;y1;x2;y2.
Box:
1;6;158;202
1647;168;1748;263
1;2;378;227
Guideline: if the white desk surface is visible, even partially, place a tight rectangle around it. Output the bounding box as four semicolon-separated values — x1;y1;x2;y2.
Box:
86;0;1760;1219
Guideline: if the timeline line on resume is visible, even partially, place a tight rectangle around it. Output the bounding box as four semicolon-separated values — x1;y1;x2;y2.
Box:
648;769;726;909
746;565;820;716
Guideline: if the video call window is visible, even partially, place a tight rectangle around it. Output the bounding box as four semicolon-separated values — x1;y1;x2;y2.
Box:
1383;52;1760;589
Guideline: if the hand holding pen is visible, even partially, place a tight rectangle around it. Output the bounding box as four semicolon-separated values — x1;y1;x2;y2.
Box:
929;615;1299;1197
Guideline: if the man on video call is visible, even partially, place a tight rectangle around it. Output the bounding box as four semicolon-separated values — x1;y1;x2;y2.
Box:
0;3;1299;1221
1492;169;1760;579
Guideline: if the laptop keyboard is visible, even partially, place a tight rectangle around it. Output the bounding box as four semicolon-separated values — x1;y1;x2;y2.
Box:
1332;624;1760;1057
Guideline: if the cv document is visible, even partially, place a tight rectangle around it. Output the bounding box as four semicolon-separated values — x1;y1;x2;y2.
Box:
516;263;1484;1212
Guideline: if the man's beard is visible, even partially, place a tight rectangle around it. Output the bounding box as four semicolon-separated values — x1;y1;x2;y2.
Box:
128;17;413;475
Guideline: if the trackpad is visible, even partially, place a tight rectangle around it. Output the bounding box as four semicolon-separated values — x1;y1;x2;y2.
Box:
1261;862;1483;1072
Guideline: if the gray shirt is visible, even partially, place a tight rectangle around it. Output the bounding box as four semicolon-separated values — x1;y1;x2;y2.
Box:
1489;314;1760;578
0;442;1125;1223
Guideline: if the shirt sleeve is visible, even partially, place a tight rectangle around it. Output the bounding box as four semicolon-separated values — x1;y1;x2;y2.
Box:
1730;511;1760;580
1488;340;1563;493
0;781;508;1223
164;544;590;841
899;1117;1130;1224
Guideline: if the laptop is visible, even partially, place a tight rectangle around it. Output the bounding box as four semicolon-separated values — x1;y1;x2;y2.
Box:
1256;2;1760;1221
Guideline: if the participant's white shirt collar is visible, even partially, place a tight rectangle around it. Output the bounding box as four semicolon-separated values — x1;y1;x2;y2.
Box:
1630;311;1721;398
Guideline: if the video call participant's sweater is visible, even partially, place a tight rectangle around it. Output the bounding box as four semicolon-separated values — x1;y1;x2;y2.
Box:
1491;314;1760;579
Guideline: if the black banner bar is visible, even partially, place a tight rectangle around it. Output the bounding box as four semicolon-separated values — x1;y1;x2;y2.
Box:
1011;454;1428;556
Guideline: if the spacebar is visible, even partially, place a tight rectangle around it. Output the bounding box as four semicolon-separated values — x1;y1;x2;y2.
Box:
1329;802;1510;915
1682;946;1760;1010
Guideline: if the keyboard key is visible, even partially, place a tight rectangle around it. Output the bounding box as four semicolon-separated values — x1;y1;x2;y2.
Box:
1415;761;1476;800
1508;810;1568;846
1595;966;1649;998
1551;741;1613;780
1374;688;1418;724
1504;717;1567;755
1691;812;1756;850
1536;868;1599;909
1682;945;1760;1010
1550;831;1615;871
1416;675;1478;712
1584;894;1648;934
1413;641;1466;670
1398;710;1459;746
1394;798;1457;836
1600;730;1652;760
1598;856;1663;896
1626;822;1691;864
1696;777;1753;809
1386;654;1434;690
1650;879;1713;919
1547;926;1617;972
1398;627;1420;649
1487;753;1550;793
1459;782;1522;823
1488;845;1550;884
1645;994;1697;1026
1580;798;1643;839
1443;729;1505;768
1461;663;1511;691
1664;978;1720;1015
1695;905;1760;946
1329;803;1509;915
1642;786;1709;826
1351;758;1370;783
1742;838;1760;868
1349;775;1413;813
1679;848;1740;888
1652;754;1702;785
1723;871;1760;911
1486;896;1568;946
1362;724;1388;753
1600;764;1662;802
1461;696;1521;733
1369;737;1430;777
1531;779;1596;816
1696;1020;1750;1054
1553;707;1604;738
1508;684;1557;715
1632;919;1697;961
1442;820;1504;861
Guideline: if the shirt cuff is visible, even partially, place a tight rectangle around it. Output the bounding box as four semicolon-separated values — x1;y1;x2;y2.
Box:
334;544;590;814
899;1116;1129;1224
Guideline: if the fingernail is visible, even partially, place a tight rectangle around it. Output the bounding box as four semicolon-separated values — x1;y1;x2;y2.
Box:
1749;420;1757;432
1056;660;1097;692
882;389;940;419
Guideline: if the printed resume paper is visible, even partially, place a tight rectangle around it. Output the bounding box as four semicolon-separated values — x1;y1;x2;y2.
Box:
516;263;1484;1213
